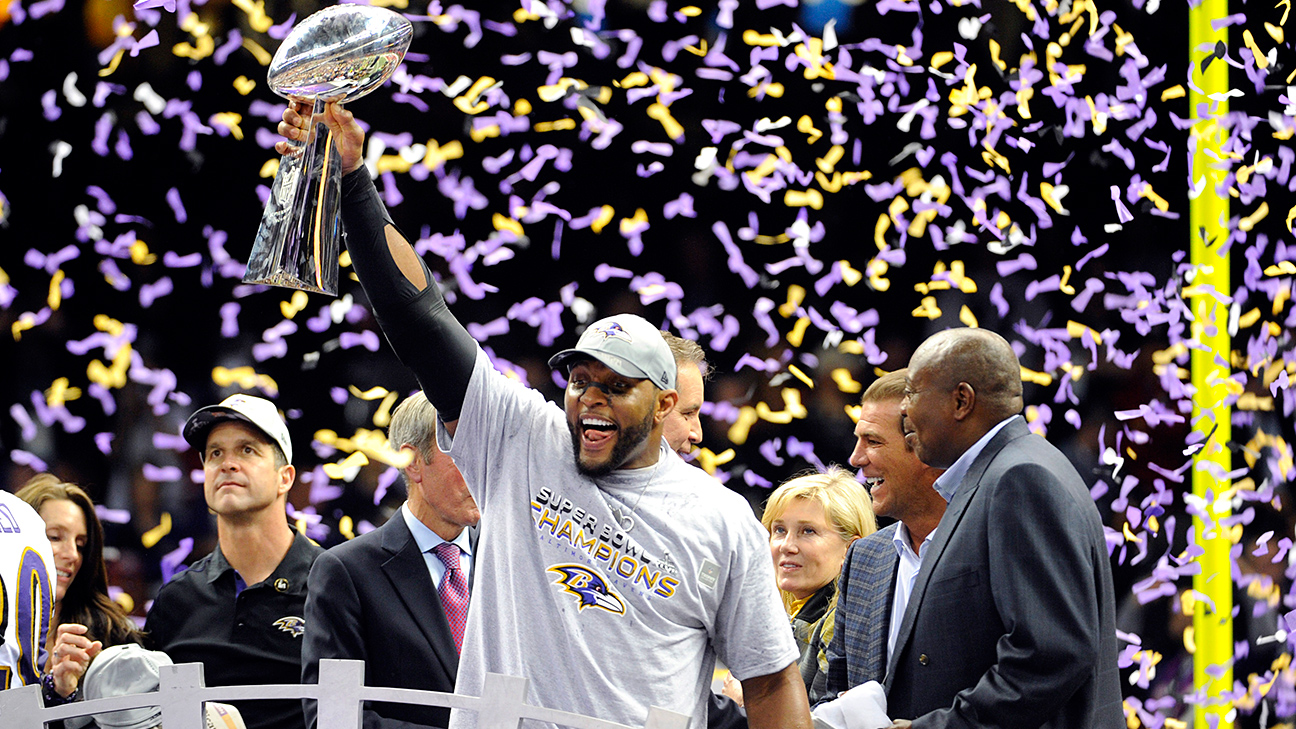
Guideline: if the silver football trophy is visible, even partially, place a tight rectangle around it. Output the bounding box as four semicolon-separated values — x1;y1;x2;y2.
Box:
244;5;412;295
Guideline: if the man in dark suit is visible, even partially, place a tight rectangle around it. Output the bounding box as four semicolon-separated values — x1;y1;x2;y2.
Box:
823;370;945;697
885;328;1123;729
303;391;480;729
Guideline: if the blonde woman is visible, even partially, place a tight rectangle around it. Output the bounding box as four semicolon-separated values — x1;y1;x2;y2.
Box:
729;466;877;706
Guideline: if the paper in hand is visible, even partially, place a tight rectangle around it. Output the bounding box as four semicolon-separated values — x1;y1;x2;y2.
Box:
811;680;891;729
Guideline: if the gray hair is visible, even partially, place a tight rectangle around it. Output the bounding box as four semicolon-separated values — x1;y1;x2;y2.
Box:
661;331;710;378
388;391;439;472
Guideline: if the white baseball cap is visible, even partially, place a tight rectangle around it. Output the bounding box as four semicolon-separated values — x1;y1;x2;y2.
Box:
183;393;293;463
548;314;677;391
66;644;171;729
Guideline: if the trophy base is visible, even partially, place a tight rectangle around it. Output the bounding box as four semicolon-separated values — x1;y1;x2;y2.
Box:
242;270;336;296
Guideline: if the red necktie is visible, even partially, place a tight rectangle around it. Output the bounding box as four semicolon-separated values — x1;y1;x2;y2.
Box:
432;542;469;653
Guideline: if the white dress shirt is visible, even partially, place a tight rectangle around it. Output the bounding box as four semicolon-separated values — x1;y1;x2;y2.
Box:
887;522;935;662
401;501;474;586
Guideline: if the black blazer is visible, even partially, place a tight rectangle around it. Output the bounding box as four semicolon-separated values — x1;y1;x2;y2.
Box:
303;512;477;729
883;417;1124;729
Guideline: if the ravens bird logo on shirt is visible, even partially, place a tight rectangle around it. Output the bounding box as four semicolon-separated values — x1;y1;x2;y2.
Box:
547;564;626;615
273;616;306;638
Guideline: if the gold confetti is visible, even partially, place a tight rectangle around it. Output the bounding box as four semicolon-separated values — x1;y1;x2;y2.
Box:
786;317;811;345
1020;367;1053;386
1040;182;1068;213
1243;29;1270;69
454;76;497;115
141;512;172;548
839;260;862;286
233;76;256;95
231;0;272;32
348;385;392;401
280;291;309;319
470;124;501;143
755;389;809;423
646;102;685;141
692;447;734;475
538;77;584;101
212;366;278;396
831;368;862;394
422;139;463;171
911;296;941;319
793;38;835;80
48;269;65;310
130;239;156;265
959;305;978;328
87;344;131;389
742;30;782;47
45;377;81;407
784;189;824;209
211;112;244;140
1066;320;1103;344
339;516;356;540
1137;183;1170;212
746;154;778;183
494;214;524;236
259;159;279;178
619;208;648;236
797;115;822;144
591;205;615;233
816;145;844;174
373;391;398;428
173;14;215;60
1238;201;1269;232
727;405;759;445
241;38;273;66
989;39;1007;71
1058;265;1076;295
788;364;815;388
323;451;370;480
779;285;806;317
99;49;125;77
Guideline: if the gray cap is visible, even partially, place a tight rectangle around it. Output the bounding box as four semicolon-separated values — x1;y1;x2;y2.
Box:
69;644;171;729
548;314;677;390
183;393;293;463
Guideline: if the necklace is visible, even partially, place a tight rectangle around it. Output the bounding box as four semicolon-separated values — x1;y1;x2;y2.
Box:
608;453;662;533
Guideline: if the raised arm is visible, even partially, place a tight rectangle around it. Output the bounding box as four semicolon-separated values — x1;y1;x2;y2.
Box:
277;102;476;429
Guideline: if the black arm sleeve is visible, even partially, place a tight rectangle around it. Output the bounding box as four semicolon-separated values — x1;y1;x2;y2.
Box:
339;169;477;421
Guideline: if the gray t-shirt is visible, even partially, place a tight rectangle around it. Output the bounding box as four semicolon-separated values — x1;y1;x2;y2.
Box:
439;349;797;729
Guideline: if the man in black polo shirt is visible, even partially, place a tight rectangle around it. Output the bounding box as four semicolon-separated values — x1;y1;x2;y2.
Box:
146;394;323;729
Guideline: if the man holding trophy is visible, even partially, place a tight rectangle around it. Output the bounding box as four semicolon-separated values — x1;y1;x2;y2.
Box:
273;93;813;729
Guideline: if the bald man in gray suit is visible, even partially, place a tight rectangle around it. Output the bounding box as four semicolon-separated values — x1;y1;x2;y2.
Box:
885;329;1122;729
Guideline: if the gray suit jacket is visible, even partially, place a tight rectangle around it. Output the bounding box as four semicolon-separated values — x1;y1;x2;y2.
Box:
883;417;1123;729
824;523;900;700
303;514;478;729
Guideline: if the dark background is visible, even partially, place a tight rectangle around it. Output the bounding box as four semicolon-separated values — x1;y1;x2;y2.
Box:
2;0;1294;722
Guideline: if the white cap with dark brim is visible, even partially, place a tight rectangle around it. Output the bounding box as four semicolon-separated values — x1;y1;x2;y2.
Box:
548;314;677;391
183;393;293;464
